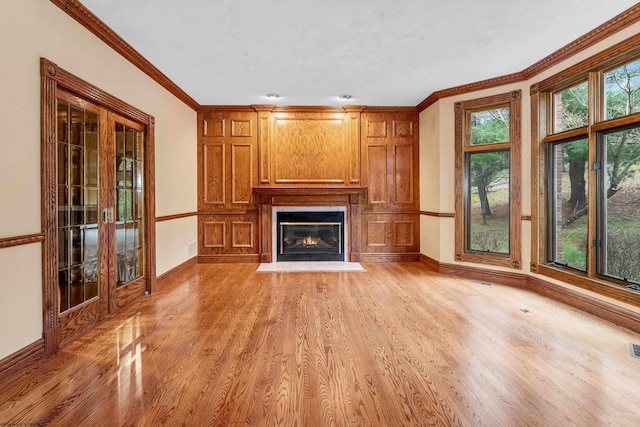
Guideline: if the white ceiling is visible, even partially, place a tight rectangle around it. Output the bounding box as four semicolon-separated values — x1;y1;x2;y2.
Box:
79;0;638;107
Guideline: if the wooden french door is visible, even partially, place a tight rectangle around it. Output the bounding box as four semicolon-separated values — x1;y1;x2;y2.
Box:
56;90;147;344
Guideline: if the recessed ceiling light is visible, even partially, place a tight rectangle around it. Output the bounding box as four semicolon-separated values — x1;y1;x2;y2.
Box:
265;93;280;99
338;94;353;100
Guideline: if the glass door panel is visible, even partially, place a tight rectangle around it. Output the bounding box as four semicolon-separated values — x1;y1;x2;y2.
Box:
57;100;101;312
115;122;145;287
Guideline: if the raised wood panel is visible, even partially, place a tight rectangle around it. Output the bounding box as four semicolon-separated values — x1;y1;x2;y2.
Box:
258;113;271;184
203;221;225;248
199;214;258;255
393;120;413;138
362;111;418;212
367;145;387;204
231;222;254;248
366;221;388;247
273;116;346;183
393;144;414;204
231;144;253;204
348;112;361;185
203;118;225;137
231;119;252;137
366;120;387;138
362;213;419;254
393;220;415;247
203;144;225;205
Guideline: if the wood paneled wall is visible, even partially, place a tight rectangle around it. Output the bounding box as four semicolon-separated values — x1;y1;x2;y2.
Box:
197;106;419;262
198;109;260;262
256;107;361;186
360;110;420;261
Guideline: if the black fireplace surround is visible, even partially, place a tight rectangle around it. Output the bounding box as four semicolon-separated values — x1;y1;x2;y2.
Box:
276;211;345;261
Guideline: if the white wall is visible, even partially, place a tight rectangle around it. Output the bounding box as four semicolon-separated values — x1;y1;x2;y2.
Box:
0;0;197;359
419;105;440;259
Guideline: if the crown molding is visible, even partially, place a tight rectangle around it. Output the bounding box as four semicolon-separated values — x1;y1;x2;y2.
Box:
50;0;199;111
199;105;261;113
362;106;419;112
416;3;640;112
50;0;640;115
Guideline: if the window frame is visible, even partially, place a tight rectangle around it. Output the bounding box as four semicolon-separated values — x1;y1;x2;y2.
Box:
454;90;522;269
531;36;640;305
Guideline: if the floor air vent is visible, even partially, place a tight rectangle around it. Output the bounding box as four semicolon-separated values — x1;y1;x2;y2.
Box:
630;343;640;359
470;280;492;286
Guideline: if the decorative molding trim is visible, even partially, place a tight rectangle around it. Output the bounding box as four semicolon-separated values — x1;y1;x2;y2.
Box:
420;254;440;271
41;59;59;357
200;105;262;113
419;211;455;218
416;93;439;112
251;104;277;113
362;106;419;112
198;254;261;263
49;0;199;110
363;210;421;215
155;212;198;222
416;4;640;111
198;211;259;216
200;105;404;113
418;72;524;111
0;233;45;249
528;275;640;334
520;4;640;80
41;58;152;126
359;253;421;263
0;339;45;388
156;256;198;290
49;0;640;115
439;262;528;288
536;31;640;93
272;106;347;113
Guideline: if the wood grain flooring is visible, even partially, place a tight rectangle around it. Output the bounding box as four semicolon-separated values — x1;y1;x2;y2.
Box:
1;262;640;426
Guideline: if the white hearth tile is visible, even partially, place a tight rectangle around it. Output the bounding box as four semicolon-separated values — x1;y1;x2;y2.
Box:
256;261;365;272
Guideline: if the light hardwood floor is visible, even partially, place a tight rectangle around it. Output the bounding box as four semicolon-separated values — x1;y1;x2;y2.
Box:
1;263;640;426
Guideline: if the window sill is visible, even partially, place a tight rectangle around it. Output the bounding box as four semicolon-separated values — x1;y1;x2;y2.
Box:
536;263;640;308
456;252;521;269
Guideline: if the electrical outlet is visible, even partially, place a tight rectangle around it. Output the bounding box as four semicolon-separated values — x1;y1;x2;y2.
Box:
186;242;197;257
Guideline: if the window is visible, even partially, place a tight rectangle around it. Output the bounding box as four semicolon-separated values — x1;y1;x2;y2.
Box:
533;51;640;301
455;91;521;268
597;126;640;284
548;138;589;271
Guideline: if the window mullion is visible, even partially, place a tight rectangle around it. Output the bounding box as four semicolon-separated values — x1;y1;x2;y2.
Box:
586;131;598;278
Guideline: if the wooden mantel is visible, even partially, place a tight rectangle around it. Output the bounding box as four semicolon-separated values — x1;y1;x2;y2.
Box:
253;186;366;263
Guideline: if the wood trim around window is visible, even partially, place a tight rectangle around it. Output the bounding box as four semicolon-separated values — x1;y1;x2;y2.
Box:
454;90;522;269
40;58;156;357
530;40;640;307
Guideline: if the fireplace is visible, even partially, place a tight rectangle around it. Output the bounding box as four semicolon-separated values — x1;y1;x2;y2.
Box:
276;211;345;261
253;187;363;263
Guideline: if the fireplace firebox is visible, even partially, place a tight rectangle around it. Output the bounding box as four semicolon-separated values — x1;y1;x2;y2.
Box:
277;211;344;261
